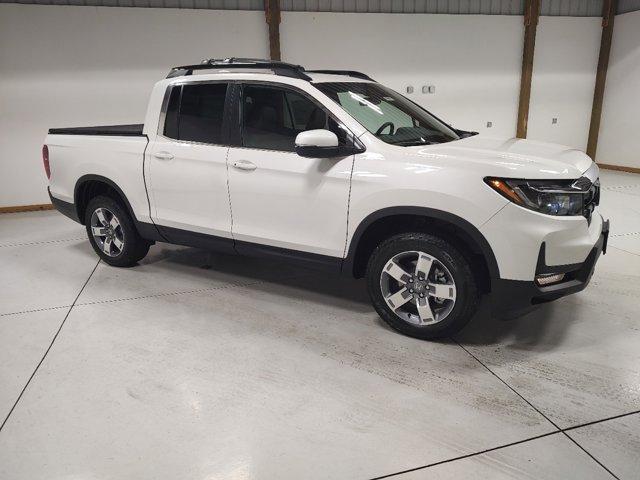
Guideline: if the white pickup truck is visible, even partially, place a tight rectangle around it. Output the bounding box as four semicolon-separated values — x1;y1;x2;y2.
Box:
44;58;608;340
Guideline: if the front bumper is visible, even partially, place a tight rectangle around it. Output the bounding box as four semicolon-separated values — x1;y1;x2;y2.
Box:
492;219;609;318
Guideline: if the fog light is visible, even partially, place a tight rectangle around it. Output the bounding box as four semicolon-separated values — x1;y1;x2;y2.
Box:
535;273;565;286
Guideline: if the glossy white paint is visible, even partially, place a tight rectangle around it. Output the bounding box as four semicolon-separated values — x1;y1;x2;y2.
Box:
146;137;232;237
47;71;606;283
295;129;339;147
481;204;603;280
46;134;152;223
227;147;353;257
345;133;599;280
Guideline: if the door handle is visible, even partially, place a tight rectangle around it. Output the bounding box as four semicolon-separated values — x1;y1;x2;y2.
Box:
232;160;257;171
153;151;174;160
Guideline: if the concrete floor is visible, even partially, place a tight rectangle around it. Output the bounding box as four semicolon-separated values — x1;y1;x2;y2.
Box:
0;170;638;480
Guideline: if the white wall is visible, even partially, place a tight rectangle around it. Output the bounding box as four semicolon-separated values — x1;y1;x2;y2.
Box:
281;12;524;139
598;10;640;169
528;16;601;150
0;4;268;207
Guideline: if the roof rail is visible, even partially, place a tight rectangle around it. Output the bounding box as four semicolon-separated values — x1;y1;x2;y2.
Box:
305;70;375;82
166;58;376;83
166;57;312;81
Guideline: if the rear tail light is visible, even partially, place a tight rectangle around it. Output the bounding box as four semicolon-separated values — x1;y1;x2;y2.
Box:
42;145;50;179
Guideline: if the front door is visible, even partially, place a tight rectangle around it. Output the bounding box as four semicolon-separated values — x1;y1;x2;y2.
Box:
226;83;355;263
146;81;233;242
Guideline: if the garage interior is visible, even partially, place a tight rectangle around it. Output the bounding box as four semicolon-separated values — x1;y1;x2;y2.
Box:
1;0;640;479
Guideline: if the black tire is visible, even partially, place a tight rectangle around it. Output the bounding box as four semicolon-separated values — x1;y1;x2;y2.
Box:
366;232;479;340
85;195;150;267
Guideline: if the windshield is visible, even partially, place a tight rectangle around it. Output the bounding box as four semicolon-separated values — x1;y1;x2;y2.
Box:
314;82;460;146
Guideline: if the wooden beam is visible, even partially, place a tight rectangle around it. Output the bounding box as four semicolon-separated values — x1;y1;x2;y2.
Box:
516;0;541;139
0;204;54;214
265;0;281;61
598;163;640;175
587;0;617;161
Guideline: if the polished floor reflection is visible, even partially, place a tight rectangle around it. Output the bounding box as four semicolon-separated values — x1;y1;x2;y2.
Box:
0;170;638;479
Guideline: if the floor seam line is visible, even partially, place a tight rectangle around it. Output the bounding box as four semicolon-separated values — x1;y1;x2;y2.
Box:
453;340;562;430
562;431;621;480
563;409;640;432
609;245;640;257
452;339;621;480
73;273;310;308
0;236;86;248
368;430;560;480
0;305;72;317
0;259;101;433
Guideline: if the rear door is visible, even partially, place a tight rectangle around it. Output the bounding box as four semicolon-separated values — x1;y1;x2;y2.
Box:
226;82;356;263
146;81;233;242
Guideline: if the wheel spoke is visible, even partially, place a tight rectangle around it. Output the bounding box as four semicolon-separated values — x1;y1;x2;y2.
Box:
109;217;119;229
112;236;124;251
428;282;456;301
416;297;436;324
91;226;106;237
384;260;412;285
103;237;113;254
415;254;433;279
385;288;413;310
96;209;108;226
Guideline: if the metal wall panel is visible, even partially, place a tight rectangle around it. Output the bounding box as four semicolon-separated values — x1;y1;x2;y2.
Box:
280;0;525;15
3;0;264;8
4;0;629;15
618;0;640;13
540;0;602;16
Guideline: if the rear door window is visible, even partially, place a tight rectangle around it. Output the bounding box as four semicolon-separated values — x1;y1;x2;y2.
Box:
163;83;229;144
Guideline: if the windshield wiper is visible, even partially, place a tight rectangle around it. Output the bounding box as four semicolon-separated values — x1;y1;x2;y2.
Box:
390;140;438;146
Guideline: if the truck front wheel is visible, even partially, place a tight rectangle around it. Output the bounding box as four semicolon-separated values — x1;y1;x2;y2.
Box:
366;233;479;340
85;195;150;267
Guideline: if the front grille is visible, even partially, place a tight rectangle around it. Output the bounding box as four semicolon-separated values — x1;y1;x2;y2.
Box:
582;178;600;223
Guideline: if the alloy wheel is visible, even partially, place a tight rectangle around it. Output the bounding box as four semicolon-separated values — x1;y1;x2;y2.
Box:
379;250;457;326
90;207;125;257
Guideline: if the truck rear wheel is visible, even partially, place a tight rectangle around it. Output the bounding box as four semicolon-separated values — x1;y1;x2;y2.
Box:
366;232;479;340
85;195;150;267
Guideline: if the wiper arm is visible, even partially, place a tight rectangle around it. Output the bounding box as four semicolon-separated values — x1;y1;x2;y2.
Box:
391;140;438;146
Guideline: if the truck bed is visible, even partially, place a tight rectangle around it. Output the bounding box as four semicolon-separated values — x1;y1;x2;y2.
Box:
48;124;144;137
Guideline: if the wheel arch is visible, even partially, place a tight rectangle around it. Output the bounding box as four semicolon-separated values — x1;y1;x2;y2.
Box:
74;175;138;225
343;207;500;293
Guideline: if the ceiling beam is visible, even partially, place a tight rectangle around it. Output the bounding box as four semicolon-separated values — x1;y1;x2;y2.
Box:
516;0;541;139
265;0;281;61
587;0;617;161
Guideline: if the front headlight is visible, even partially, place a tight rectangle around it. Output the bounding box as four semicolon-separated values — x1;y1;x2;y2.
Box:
484;177;586;216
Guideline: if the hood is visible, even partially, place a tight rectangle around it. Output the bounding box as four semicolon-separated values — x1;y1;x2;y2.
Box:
405;135;594;180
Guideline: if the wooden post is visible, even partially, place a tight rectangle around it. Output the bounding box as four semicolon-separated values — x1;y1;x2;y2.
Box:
587;0;617;160
516;0;541;139
265;0;281;61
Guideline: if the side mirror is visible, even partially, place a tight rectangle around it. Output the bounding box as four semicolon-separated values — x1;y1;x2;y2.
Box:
295;129;340;158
